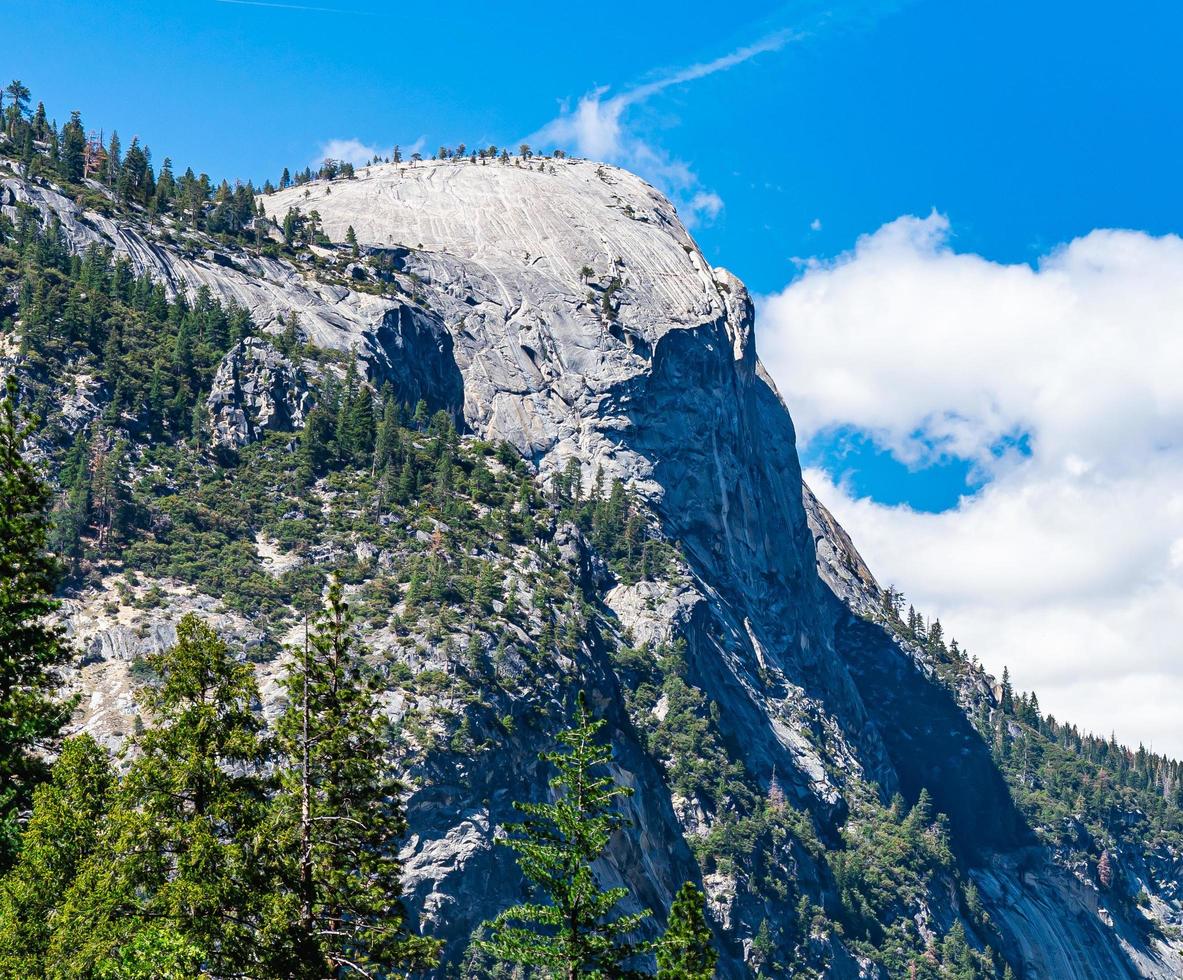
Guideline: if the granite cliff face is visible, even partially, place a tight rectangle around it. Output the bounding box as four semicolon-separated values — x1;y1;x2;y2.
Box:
5;158;1181;976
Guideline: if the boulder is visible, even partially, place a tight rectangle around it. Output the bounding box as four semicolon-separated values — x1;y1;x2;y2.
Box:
206;337;311;448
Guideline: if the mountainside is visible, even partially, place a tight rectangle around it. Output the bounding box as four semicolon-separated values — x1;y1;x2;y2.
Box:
3;146;1182;978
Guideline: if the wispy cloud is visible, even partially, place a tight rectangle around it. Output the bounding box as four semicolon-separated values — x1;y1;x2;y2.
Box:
310;134;428;171
529;2;912;227
214;0;370;14
314;138;381;168
621;30;798;107
526;30;795;226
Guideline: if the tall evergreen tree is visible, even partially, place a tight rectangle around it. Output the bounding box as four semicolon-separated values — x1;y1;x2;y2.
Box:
298;400;336;481
0;735;114;974
0;379;74;870
481;691;652;978
999;667;1015;714
373;384;400;473
59;111;86;183
105;130;121;186
48;615;272;976
269;579;440;976
657;882;716;980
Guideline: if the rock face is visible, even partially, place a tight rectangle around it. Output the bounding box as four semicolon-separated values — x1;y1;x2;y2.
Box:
261;159;896;797
206;338;311;447
8;160;1183;976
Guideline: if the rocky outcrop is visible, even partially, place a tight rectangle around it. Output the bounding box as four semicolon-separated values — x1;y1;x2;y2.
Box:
803;483;880;619
13;158;1183;976
804;478;1183;978
206;338;311;447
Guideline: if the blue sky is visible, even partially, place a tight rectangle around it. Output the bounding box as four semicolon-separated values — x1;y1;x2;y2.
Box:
11;0;1181;509
11;0;1182;292
10;0;1183;746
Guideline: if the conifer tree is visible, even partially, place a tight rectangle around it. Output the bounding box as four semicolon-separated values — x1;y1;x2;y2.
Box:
0;379;73;869
481;691;652;978
0;735;114;974
657;881;716;979
48;615;272;975
298;401;335;481
1000;666;1015;714
105;130;121;186
1097;849;1113;889
269;579;440;976
48;433;91;575
3;81;30;125
154;157;176;213
373;385;400;473
60;111;86;183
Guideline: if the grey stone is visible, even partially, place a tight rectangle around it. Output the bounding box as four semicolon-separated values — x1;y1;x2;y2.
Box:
206;337;311;448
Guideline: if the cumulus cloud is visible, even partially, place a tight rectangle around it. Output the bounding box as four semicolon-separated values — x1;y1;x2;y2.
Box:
757;215;1183;754
314;137;381;169
526;32;795;227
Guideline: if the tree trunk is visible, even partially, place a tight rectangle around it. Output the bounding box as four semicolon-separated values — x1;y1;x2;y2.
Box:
300;618;314;937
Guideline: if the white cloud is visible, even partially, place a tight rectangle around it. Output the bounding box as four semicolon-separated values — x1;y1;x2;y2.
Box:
758;215;1183;755
688;191;724;224
315;138;381;169
526;32;794;227
810;217;822;231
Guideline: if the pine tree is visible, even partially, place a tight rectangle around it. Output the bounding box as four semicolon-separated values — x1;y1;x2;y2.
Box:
298;401;335;481
48;433;91;575
48;614;272;975
3;81;30;126
1097;849;1113;889
89;432;131;554
480;692;652;978
154;157;176;213
346;224;359;257
904;787;934;836
412;398;429;429
474;561;502;613
105;130;121;186
373;386;399;473
60;111;86;183
0;735;114;974
0;379;74;870
1000;666;1015;714
657;881;716;979
269;579;440;976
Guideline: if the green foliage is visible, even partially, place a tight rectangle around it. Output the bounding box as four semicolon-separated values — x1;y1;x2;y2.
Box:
830;789;997;977
875;584;1183;909
46;614;272;976
656;882;716;979
481;692;652;978
94;925;205;980
270;578;441;975
0;735;114;973
552;464;675;586
0;379;73;869
4;223;250;445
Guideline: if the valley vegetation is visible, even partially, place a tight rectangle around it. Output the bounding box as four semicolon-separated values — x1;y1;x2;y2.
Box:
0;79;1179;978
